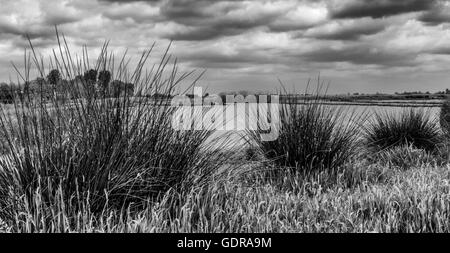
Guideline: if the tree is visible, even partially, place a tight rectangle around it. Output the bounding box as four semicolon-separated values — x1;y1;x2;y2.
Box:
98;70;111;91
83;69;98;84
237;90;249;96
47;69;61;85
125;82;134;95
0;83;14;104
74;75;83;82
110;80;122;97
110;80;134;97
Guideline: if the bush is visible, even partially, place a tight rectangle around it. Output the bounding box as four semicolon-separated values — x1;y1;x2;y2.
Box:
0;32;239;228
248;88;364;180
364;108;441;153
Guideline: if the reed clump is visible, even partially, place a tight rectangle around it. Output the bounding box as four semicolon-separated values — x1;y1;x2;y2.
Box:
364;108;441;153
0;31;240;229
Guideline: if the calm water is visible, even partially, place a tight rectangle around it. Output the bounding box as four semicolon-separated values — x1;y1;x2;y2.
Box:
188;104;442;150
334;105;440;122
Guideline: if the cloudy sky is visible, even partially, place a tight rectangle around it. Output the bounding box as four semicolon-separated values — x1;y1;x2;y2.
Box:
1;0;450;94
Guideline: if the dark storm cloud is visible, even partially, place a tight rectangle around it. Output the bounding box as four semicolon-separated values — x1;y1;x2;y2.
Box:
101;0;279;40
162;14;280;40
428;46;450;55
158;0;284;40
162;26;242;41
159;0;270;26
418;1;450;25
160;0;213;21
99;0;163;23
304;20;387;40
99;0;161;2
268;24;314;32
102;2;162;23
268;22;317;33
179;48;274;68
0;22;54;40
331;0;435;19
43;14;81;26
420;12;450;25
301;45;417;66
12;37;55;48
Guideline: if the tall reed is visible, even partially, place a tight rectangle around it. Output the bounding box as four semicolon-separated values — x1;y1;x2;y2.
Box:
364;108;441;153
247;81;364;184
0;30;240;228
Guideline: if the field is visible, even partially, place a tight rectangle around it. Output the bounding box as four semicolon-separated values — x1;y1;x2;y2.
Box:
1;154;449;233
0;37;450;233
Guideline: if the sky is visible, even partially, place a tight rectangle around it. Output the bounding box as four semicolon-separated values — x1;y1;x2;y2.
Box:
1;0;450;94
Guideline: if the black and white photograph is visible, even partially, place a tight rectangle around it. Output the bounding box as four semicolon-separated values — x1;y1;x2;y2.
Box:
0;0;450;243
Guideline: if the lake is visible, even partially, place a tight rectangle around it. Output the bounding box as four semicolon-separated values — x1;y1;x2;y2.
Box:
179;103;443;150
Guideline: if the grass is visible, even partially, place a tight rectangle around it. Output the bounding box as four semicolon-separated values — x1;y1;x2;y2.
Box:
374;144;435;170
2;163;449;233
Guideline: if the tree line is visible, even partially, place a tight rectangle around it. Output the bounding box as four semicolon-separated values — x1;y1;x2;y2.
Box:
0;69;134;103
